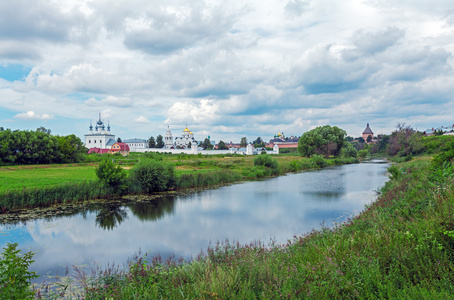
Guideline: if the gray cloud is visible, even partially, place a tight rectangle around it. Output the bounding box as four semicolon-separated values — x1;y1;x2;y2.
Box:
352;27;405;54
0;1;86;42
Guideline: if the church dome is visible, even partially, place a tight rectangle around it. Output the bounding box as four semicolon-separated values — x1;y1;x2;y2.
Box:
183;127;190;132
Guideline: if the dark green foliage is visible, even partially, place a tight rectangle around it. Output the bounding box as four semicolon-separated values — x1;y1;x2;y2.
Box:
148;136;155;148
130;160;176;193
217;140;228;150
201;138;213;150
240;137;247;147
156;135;165;148
340;142;357;158
0;243;38;299
0;129;86;165
253;154;278;169
298;125;347;157
95;158;127;191
310;154;328;167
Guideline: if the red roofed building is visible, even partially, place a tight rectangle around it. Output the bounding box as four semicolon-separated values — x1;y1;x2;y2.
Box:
111;142;130;156
88;148;110;154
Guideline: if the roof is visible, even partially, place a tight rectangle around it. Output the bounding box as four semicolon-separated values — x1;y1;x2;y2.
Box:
363;123;373;134
183;127;190;132
106;139;116;147
88;148;110;154
124;138;147;143
112;143;130;152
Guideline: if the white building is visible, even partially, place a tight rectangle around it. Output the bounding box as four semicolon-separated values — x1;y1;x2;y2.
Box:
124;138;148;151
169;126;197;149
164;126;173;149
84;114;115;149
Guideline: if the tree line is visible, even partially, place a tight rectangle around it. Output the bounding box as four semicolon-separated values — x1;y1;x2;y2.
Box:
0;127;87;165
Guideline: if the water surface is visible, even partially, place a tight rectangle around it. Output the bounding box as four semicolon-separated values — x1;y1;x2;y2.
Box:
0;162;389;281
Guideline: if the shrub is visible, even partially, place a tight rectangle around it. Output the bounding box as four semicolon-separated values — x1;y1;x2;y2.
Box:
0;243;39;299
130;160;176;193
310;155;328;168
253;154;278;170
95;158;128;192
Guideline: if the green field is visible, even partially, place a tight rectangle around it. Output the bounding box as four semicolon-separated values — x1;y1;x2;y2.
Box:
0;164;98;192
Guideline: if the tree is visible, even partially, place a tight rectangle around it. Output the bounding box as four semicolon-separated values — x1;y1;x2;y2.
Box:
117;137;122;143
148;136;156;148
297;125;347;158
36;126;51;135
201;138;213;150
366;135;372;143
240;137;248;147
188;141;192;148
387;123;423;157
217;140;228;150
156;135;164;148
358;137;365;143
95;158;127;192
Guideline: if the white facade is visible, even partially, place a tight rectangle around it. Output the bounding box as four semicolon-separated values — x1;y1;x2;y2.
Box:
165;126;173;149
172;126;197;149
84;114;115;149
124;139;147;152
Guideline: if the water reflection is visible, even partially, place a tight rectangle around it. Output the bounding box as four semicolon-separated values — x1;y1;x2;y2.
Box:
0;162;390;283
128;197;175;222
95;206;128;230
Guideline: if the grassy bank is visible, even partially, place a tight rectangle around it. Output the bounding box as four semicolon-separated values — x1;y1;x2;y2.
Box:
36;157;454;299
0;154;358;212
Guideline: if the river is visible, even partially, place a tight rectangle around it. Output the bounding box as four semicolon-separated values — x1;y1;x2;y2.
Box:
0;160;389;283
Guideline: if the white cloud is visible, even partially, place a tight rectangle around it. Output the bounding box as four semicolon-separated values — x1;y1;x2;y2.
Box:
0;0;453;141
135;116;150;124
14;111;53;120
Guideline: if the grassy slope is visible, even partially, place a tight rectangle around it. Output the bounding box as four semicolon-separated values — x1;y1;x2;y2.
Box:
64;157;454;299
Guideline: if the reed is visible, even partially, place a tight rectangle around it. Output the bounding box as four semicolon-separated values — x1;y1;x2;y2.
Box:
0;181;113;212
58;158;454;299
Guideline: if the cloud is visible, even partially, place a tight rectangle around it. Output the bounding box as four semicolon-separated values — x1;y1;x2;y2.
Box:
85;96;133;107
285;0;310;18
352;27;405;54
135;116;150;124
14;111;53;120
0;0;87;42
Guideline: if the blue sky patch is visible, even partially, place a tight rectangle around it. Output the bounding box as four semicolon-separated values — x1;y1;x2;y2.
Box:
0;64;32;81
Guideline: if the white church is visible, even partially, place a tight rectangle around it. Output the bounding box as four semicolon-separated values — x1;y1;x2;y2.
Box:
164;125;197;149
84;114;116;149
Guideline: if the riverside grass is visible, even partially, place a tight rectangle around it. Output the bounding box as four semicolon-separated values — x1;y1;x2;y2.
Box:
0;154;357;212
43;158;454;299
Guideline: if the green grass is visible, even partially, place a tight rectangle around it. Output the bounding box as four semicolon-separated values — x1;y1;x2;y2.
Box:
37;157;454;299
0;164;98;192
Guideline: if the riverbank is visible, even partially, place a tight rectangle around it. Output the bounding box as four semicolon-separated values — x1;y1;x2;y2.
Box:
32;156;454;299
0;154;359;213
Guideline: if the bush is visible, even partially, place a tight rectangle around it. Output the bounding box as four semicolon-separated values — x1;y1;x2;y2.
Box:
130;160;176;193
253;155;279;170
95;158;128;192
310;155;328;168
0;243;38;299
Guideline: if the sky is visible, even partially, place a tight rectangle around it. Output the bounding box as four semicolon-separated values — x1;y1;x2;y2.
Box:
0;0;453;143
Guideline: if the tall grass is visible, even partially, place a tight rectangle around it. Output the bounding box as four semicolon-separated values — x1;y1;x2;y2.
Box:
0;181;113;212
176;170;242;189
56;158;454;299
